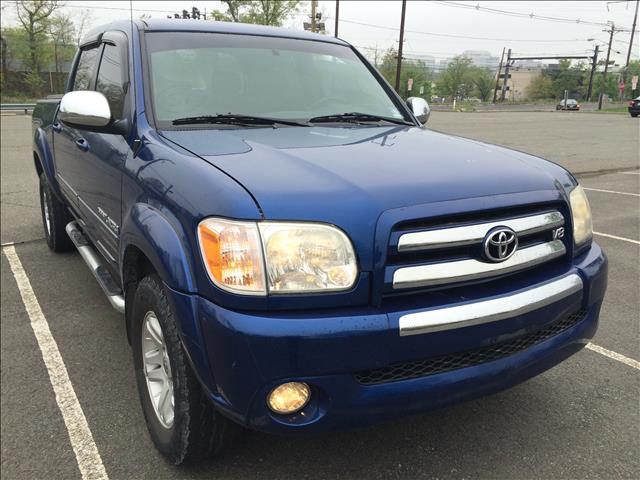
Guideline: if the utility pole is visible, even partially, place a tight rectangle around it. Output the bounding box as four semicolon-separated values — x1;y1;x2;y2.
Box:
493;47;506;103
587;45;599;102
311;0;317;33
394;0;407;93
334;0;339;38
373;42;379;68
598;24;615;111
626;0;639;69
500;48;512;101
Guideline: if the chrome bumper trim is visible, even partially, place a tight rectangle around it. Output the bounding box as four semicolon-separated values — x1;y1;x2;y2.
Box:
397;211;564;252
399;273;583;336
393;239;566;289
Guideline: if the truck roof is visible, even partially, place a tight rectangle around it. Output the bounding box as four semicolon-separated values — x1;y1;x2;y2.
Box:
82;19;349;47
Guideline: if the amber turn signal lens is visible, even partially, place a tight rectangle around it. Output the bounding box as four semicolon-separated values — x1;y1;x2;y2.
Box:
197;219;266;294
267;382;311;414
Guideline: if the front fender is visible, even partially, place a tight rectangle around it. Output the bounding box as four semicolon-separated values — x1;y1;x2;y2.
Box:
120;203;196;293
120;203;218;393
33;127;63;200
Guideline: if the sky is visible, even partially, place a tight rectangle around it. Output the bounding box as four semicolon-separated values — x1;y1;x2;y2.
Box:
2;1;639;67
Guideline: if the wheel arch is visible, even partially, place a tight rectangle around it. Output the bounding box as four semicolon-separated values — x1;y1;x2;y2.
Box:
33;128;63;200
120;208;218;397
119;203;199;343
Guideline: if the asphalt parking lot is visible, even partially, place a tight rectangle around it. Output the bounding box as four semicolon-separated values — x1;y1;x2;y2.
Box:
1;111;638;479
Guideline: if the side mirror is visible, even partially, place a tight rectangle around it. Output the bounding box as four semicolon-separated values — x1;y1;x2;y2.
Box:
59;91;126;134
406;97;430;124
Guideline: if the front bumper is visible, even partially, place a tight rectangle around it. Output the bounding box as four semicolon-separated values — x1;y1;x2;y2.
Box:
169;242;607;434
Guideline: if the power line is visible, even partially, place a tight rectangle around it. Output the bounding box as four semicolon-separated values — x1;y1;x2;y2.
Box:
340;18;596;43
57;3;176;14
511;51;596;57
355;45;491;57
436;1;613;27
46;2;640;58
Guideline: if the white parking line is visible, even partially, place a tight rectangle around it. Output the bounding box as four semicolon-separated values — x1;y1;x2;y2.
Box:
583;187;640;197
619;171;640;175
594;231;640;245
2;246;109;480
586;343;640;370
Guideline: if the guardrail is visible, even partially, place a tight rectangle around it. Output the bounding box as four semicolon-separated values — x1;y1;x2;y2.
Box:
1;103;36;114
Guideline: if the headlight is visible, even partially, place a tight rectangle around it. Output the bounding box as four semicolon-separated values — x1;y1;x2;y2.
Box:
569;185;593;246
259;222;357;293
198;219;358;295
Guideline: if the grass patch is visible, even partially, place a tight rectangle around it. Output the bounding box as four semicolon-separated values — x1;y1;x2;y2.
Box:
0;94;39;104
593;106;629;114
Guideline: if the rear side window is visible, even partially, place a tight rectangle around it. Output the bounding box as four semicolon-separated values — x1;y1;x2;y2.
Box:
73;47;101;91
96;44;125;119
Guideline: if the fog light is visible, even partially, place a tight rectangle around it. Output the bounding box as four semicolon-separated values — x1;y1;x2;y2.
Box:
267;382;310;414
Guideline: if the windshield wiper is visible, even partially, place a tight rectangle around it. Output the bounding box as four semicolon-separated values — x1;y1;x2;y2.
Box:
308;112;414;126
171;114;307;127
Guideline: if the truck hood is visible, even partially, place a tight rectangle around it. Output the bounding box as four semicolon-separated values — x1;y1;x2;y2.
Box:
160;126;575;269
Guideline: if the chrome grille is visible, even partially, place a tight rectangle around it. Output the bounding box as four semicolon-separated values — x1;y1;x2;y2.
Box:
387;208;567;292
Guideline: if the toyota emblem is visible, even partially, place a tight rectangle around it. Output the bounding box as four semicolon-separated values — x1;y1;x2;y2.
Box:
483;227;518;262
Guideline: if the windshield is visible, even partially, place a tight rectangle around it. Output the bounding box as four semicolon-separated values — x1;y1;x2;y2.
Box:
144;32;409;128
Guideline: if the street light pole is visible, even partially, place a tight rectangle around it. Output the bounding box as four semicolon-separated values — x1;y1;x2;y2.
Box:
334;0;339;38
394;0;407;94
598;24;615;111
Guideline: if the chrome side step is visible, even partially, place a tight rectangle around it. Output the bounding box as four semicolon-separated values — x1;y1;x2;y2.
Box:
65;221;125;314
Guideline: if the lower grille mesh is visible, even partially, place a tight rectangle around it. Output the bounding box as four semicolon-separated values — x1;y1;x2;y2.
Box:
355;308;588;385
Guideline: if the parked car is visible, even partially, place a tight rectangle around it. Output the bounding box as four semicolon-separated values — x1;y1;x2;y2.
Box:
628;96;640;117
31;20;607;465
556;99;580;111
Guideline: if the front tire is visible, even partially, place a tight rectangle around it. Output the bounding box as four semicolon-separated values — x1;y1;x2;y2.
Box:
39;173;74;252
131;275;239;465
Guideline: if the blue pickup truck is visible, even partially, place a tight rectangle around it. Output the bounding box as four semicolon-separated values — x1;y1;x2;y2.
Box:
32;19;607;465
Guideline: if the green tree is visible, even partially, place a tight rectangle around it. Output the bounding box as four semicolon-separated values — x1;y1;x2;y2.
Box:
526;73;554;100
220;0;252;21
377;47;397;85
24;70;45;95
247;0;299;26
47;13;76;73
548;59;586;99
623;60;640;99
14;0;60;74
470;67;495;101
1;26;38;72
592;73;620;102
375;48;434;99
73;9;92;47
436;56;474;101
218;1;300;26
400;61;433;99
209;9;233;21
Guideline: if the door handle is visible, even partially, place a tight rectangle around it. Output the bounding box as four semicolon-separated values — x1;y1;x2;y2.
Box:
75;138;90;152
52;122;62;133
